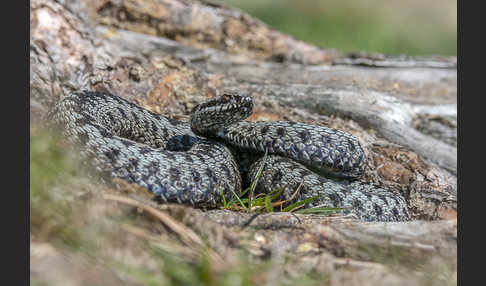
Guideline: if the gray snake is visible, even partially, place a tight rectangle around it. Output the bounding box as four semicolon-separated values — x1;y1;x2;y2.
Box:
48;91;410;221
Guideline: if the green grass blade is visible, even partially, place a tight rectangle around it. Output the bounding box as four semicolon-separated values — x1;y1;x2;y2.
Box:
294;207;344;215
238;187;250;198
264;195;273;213
248;149;268;209
269;187;285;201
219;188;227;208
225;188;251;207
282;196;320;212
229;187;248;211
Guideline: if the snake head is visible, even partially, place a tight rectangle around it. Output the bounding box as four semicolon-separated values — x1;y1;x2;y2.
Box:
190;93;253;138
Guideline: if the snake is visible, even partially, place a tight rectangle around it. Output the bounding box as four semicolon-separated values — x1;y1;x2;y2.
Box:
47;90;410;221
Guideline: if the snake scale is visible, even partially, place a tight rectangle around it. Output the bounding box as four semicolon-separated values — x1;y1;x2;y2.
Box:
48;90;410;221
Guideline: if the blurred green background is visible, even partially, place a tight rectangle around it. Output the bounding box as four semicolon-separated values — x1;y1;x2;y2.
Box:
221;0;456;56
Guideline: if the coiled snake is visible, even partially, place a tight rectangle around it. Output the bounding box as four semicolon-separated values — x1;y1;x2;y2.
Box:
48;91;410;221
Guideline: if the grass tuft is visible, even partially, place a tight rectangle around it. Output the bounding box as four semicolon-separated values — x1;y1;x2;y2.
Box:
220;152;343;216
30;133;84;249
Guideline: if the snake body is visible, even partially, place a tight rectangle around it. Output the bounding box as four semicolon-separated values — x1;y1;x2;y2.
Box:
48;91;410;221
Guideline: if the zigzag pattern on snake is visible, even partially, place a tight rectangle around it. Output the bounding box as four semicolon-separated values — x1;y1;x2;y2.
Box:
47;90;410;221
